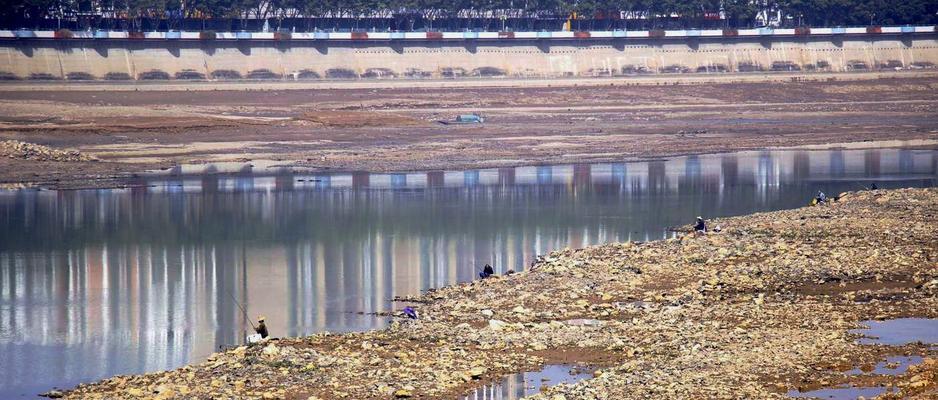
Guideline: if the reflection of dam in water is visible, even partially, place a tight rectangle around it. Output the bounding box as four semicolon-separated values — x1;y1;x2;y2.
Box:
0;147;937;397
147;148;938;193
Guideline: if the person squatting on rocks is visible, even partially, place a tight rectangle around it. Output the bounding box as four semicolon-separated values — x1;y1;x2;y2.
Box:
255;316;269;339
479;264;495;279
402;306;418;320
694;216;707;233
815;190;827;205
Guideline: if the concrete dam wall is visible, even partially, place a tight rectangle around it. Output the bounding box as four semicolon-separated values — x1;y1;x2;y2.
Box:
1;34;937;81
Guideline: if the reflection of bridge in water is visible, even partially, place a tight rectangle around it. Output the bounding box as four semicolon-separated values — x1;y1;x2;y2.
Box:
146;149;938;194
0;148;936;397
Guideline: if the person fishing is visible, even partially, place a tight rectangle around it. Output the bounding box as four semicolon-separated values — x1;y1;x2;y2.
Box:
479;263;495;279
814;190;827;205
254;316;269;339
225;290;267;343
694;216;707;233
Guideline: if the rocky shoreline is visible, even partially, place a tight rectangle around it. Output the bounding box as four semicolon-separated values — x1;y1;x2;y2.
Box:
56;188;938;399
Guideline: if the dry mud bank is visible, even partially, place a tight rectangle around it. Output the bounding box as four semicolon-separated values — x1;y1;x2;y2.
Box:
2;73;938;189
58;188;938;399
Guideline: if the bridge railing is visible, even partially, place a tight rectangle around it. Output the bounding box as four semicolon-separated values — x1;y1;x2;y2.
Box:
1;25;935;41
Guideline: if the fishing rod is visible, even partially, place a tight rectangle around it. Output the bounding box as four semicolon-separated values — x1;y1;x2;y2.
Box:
226;289;256;330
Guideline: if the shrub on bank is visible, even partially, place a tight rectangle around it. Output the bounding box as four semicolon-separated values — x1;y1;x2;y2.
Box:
325;68;358;79
847;60;868;70
138;70;171;80
29;73;60;80
247;69;282;79
175;69;206;80
586;67;615;76
295;69;321;79
472;66;506;77
440;67;467;78
361;68;396;78
660;64;689;73
737;62;763;72
696;64;728;73
621;65;650;74
104;72;133;80
66;72;96;80
404;68;431;78
210;69;242;79
880;60;903;69
771;61;801;71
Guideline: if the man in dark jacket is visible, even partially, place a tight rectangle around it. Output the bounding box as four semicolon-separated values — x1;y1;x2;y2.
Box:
479;264;495;279
255;316;269;339
694;216;707;233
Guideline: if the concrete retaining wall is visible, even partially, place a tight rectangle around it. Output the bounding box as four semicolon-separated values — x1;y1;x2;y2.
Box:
1;33;937;80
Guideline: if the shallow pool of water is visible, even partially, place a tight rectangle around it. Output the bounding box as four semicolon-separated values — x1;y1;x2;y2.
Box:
787;385;895;400
845;355;924;376
461;364;594;400
851;318;938;346
1;147;936;396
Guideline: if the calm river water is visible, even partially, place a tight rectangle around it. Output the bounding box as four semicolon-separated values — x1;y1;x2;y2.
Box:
1;147;936;396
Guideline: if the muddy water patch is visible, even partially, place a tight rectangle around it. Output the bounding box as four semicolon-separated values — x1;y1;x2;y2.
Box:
460;364;594;400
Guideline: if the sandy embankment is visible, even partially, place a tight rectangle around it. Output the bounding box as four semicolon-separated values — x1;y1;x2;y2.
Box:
55;188;938;399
